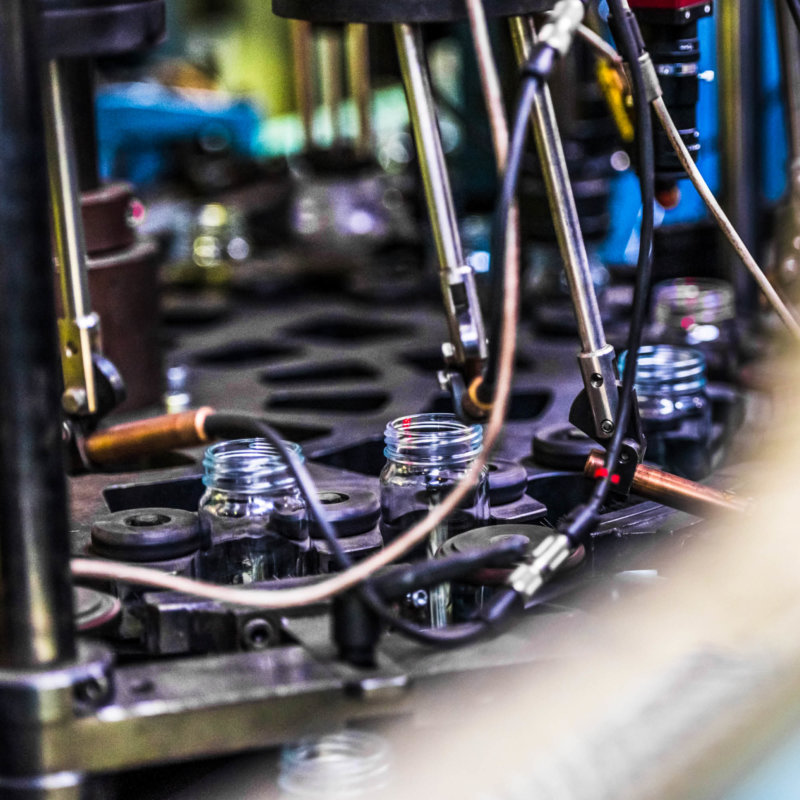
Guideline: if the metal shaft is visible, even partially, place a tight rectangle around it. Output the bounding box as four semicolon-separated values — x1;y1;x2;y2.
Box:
346;23;373;159
318;26;344;148
61;58;101;192
717;2;760;312
291;20;315;149
394;23;486;365
42;58;99;415
510;16;617;436
777;0;800;164
510;16;604;355
0;0;76;668
584;451;750;516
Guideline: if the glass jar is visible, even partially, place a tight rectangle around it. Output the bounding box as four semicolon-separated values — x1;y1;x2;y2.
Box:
198;438;309;584
279;730;392;799
649;278;738;381
379;413;489;627
618;345;712;480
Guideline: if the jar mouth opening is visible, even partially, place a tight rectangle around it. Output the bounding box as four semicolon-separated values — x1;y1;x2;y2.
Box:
384;413;483;465
203;438;303;489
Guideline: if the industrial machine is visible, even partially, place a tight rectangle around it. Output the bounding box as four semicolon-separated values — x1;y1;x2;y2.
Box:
1;0;799;797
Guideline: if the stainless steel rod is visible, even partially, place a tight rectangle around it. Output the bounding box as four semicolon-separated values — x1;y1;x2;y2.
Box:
42;58;98;414
346;23;372;159
509;16;606;356
394;22;464;274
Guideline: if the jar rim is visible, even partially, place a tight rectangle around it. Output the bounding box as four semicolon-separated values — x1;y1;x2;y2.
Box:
202;438;303;490
384;413;482;466
653;277;735;325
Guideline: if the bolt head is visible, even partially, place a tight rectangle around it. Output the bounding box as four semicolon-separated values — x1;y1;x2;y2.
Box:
441;342;456;360
62;387;88;415
600;420;614;435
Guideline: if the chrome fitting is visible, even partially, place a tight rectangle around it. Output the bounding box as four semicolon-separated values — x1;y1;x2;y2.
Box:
538;0;586;58
639;53;663;103
508;533;572;599
578;343;619;440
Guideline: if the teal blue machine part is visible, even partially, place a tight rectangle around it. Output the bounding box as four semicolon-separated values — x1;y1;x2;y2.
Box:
96;82;263;186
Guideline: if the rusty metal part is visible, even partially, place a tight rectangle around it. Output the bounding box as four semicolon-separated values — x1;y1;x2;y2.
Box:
584;450;750;516
82;181;137;255
85;407;214;466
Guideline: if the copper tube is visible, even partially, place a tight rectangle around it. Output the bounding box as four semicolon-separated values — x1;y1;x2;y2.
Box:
85;407;214;466
584;450;750;517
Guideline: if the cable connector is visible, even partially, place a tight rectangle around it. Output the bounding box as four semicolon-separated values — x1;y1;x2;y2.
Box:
538;0;587;57
507;533;572;600
638;53;663;103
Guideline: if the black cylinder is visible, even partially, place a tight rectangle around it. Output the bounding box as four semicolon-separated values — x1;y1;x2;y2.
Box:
61;58;100;192
0;0;76;668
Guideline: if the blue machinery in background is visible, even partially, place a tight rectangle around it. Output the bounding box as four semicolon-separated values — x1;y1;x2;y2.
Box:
97;3;789;266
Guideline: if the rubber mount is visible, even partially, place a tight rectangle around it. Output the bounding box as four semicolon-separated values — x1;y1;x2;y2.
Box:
40;0;166;58
438;524;585;584
273;0;551;23
487;459;528;506
310;487;381;540
90;507;200;562
532;422;598;471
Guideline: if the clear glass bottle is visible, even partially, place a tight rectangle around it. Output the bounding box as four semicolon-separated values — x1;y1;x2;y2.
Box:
198;438;309;584
379;413;489;627
650;278;738;381
279;730;392;799
618;345;712;480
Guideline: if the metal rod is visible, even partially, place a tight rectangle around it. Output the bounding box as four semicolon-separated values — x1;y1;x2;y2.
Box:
60;58;100;192
777;0;800;163
346;23;372;159
584;451;750;516
318;26;344;148
717;1;760;312
509;16;617;436
42;58;99;415
394;23;486;364
0;0;77;668
509;16;605;356
291;20;315;149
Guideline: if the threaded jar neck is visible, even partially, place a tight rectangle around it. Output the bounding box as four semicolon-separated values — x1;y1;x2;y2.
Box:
384;413;483;467
202;438;303;493
619;345;707;397
653;278;735;327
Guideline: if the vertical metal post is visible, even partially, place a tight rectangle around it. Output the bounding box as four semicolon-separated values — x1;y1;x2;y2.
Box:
60;58;100;192
0;0;77;668
291;20;315;149
42;58;100;416
346;23;373;159
318;25;344;148
394;22;486;367
509;16;617;436
717;2;760;311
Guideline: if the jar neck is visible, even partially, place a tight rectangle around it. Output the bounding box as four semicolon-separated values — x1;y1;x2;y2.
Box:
384;413;483;467
203;438;303;493
619;345;706;397
653;278;735;327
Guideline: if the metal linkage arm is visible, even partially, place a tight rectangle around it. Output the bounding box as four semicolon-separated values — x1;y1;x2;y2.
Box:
394;23;487;379
510;15;619;441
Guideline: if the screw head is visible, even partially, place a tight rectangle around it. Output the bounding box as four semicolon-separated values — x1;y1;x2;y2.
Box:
62;387;88;415
600;420;614;435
